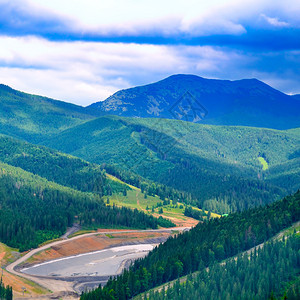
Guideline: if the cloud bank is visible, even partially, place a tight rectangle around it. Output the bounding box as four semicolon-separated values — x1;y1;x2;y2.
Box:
0;0;299;105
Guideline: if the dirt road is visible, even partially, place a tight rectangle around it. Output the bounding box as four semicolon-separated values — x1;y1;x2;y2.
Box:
6;227;190;299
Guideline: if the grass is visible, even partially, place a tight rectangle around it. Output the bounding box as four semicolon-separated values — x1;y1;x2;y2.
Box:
68;229;97;238
0;243;19;266
107;173;139;190
109;189;219;225
258;156;269;170
0;243;49;296
38;237;63;247
280;221;300;237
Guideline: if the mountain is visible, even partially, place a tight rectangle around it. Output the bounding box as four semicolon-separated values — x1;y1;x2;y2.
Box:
43;115;300;213
88;75;300;130
292;94;300;100
1;82;299;214
81;190;300;300
0;134;171;251
0;84;100;142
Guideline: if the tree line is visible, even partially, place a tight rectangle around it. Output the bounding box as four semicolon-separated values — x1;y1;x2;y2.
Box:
0;279;12;300
0;163;173;251
139;234;300;300
80;190;300;300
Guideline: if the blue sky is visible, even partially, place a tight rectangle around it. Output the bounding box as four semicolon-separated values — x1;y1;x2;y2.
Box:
0;0;299;105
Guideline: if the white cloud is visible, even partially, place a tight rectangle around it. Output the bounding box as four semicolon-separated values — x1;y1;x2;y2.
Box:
19;0;300;37
0;36;252;105
19;0;256;37
260;14;289;27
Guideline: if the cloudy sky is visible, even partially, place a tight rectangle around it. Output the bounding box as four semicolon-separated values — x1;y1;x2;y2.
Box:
0;0;299;106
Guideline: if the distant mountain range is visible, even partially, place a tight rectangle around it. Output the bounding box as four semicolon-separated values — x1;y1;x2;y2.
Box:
292;94;300;100
1;75;299;137
0;76;299;213
89;74;300;130
42;115;300;213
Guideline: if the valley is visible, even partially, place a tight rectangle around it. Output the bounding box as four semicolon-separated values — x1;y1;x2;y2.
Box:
5;228;187;298
1;1;300;299
0;79;299;300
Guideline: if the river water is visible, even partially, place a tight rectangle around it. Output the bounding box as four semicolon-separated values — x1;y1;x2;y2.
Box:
21;244;154;278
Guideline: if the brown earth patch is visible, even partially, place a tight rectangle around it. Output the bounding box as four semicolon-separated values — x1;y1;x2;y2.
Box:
0;251;5;262
26;231;172;266
152;213;199;227
0;244;48;297
1;269;47;297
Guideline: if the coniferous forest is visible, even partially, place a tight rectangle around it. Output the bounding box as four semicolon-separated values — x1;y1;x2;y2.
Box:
0;76;299;299
0;279;12;300
0;162;173;251
139;234;300;300
80;190;300;300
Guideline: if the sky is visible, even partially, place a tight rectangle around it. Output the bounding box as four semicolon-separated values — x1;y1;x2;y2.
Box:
0;0;299;106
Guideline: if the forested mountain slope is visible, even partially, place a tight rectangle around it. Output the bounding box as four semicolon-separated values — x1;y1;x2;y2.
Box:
89;74;300;130
43;116;300;213
0;84;100;142
1;83;299;214
0;162;164;251
140;234;300;300
81;190;300;300
0;134;127;196
0;135;178;252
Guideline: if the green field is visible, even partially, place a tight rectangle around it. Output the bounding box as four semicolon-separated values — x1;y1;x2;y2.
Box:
107;176;219;226
258;156;269;170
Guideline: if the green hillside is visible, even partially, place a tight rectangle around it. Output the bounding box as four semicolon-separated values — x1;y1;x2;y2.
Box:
0;161;171;251
140;234;300;300
0;135;180;251
43;116;300;213
0;134;127;196
1;84;299;214
80;190;300;300
0;84;99;142
0;134;195;224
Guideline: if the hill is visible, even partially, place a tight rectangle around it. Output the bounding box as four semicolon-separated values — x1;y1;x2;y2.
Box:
0;161;168;251
0;84;100;142
0;133;126;196
0;135;180;251
88;74;300;130
136;227;300;300
80;190;300;300
0;134;201;225
43;116;300;213
292;94;300;100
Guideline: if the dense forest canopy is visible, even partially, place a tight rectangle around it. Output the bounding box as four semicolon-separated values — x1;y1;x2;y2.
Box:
43;116;300;213
80;190;300;299
140;234;300;300
0;162;173;251
0;279;12;300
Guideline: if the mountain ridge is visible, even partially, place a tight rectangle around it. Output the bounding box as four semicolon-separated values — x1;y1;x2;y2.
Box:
88;74;300;130
42;115;300;213
0;83;101;142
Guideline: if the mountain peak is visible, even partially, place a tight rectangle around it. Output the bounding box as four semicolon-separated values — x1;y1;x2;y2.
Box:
0;83;14;92
88;74;300;130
